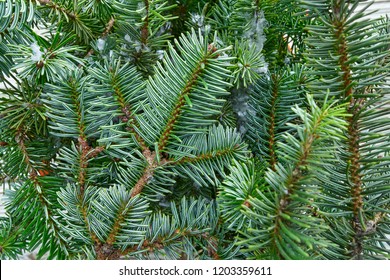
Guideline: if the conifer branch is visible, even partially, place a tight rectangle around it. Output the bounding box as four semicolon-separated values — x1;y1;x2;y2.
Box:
332;3;364;258
2;0;388;261
271;105;325;258
65;81;105;247
76;139;106;249
278;130;319;206
105;206;127;245
97;193;148;260
0;86;70;257
93;149;164;259
29;177;68;252
157;46;218;152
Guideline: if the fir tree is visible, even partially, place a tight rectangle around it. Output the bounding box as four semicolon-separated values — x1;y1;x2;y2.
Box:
0;0;389;260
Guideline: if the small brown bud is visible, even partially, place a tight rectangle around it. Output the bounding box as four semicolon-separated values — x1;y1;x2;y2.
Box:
36;61;44;68
0;141;8;147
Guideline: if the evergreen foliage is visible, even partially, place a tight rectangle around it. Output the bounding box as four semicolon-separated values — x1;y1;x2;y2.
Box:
0;0;389;260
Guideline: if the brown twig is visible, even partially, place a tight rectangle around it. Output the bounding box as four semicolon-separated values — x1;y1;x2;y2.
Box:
0;141;8;147
102;17;115;38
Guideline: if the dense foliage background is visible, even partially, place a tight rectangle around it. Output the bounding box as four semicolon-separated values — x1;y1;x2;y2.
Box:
0;0;389;260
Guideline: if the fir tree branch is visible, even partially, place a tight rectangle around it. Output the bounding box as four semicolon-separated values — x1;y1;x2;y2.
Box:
332;2;364;258
95;125;245;259
90;188;150;260
95;192;139;260
278;121;321;208
157;45;218;152
60;80;105;246
136;30;232;152
97;197;219;260
75;129;105;246
37;0;108;46
105;205;127;245
0;218;24;259
271;105;325;259
303;0;390;259
29;178;68;253
87;59;147;154
244;94;348;259
246;65;307;168
218;159;264;232
165;125;248;187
